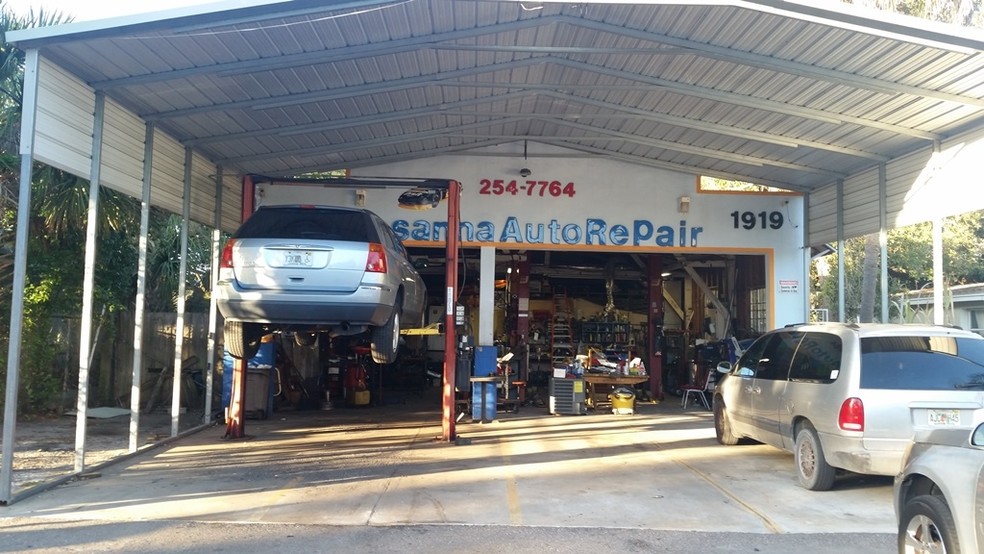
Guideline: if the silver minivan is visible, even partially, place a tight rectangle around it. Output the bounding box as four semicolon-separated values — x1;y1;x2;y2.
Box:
713;323;984;490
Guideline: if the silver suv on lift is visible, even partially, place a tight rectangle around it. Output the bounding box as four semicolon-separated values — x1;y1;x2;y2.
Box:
713;322;984;490
215;205;427;365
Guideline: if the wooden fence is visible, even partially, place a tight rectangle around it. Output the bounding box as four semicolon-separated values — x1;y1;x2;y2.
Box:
51;311;216;410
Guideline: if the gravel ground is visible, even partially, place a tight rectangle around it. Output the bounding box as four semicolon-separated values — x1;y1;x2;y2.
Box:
2;409;211;494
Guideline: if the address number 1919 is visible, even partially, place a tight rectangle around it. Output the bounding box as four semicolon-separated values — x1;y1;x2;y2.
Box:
731;210;784;230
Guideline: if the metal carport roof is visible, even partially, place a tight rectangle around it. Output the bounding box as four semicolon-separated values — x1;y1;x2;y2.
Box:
8;0;984;240
6;0;984;504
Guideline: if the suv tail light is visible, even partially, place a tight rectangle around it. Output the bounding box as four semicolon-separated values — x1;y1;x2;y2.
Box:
220;239;236;269
838;397;864;431
366;243;387;273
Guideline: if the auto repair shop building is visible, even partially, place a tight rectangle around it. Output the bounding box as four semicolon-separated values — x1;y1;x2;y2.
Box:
4;0;984;503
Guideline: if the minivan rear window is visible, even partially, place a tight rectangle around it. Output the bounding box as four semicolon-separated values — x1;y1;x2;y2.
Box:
860;336;984;390
235;207;374;242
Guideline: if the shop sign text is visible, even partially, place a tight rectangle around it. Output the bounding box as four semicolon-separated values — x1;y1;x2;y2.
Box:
479;178;577;197
393;216;705;247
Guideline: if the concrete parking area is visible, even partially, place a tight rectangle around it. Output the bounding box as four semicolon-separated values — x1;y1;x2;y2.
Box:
0;392;896;551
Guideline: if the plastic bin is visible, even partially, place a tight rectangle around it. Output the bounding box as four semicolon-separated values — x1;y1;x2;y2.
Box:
611;386;635;415
244;368;273;418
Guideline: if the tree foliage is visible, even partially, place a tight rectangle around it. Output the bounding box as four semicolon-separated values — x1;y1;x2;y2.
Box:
847;0;984;26
814;212;984;322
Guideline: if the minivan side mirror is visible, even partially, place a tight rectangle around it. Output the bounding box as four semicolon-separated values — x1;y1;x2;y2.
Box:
716;361;732;374
973;422;984;447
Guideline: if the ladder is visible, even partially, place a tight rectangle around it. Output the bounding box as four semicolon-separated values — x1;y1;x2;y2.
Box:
550;293;574;368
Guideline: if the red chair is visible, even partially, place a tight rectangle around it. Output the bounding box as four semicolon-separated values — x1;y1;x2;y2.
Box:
681;369;714;409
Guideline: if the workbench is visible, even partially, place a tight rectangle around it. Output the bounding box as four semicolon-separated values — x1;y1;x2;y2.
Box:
582;374;649;409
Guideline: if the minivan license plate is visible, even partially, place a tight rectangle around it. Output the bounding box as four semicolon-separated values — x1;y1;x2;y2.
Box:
927;409;959;426
283;251;312;267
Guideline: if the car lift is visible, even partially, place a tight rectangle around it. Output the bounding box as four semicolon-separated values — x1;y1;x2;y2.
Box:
223;176;462;442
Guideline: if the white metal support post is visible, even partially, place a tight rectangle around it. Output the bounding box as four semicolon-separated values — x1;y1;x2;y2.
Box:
170;149;193;436
836;180;845;322
129;122;154;452
803;194;812;320
933;218;944;325
75;92;107;473
879;164;889;323
479;247;496;347
204;167;225;424
931;141;945;326
1;49;40;504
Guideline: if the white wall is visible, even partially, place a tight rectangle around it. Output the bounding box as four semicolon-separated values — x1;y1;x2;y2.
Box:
255;142;808;328
32;57;241;230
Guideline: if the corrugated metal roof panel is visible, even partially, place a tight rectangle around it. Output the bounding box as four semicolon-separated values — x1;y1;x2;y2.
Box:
8;0;984;221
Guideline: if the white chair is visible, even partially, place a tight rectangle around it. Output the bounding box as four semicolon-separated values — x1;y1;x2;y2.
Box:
681;369;714;409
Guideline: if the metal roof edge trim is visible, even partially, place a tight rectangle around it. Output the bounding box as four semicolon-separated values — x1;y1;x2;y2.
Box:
5;0;280;45
519;0;984;51
10;0;984;54
737;0;984;52
5;0;390;47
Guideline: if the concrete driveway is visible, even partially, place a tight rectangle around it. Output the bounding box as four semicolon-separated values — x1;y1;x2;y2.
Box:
0;391;896;552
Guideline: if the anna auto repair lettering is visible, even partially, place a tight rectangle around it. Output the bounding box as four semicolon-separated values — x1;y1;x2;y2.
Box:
393;216;705;247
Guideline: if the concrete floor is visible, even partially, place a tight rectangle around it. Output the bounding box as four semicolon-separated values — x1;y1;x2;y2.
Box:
1;387;896;539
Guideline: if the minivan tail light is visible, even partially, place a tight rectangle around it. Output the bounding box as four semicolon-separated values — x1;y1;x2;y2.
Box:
220;239;236;269
366;243;387;273
838;397;864;432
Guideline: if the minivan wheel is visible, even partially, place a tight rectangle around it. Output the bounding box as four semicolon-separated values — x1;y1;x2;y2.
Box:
794;423;836;491
371;304;401;365
899;494;959;554
714;399;740;445
224;320;262;360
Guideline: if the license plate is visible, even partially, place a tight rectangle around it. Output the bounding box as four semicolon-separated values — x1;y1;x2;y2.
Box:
927;409;959;426
283;251;313;267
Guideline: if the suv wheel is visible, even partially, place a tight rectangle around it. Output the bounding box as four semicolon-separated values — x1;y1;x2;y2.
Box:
225;320;262;360
714;399;740;445
795;422;836;491
371;303;401;365
898;494;959;553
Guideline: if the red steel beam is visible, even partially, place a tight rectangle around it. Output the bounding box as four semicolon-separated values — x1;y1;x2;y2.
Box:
648;256;665;401
224;357;247;439
441;180;461;442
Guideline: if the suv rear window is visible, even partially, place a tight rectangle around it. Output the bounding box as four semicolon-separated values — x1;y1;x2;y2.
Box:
860;336;984;391
234;207;375;242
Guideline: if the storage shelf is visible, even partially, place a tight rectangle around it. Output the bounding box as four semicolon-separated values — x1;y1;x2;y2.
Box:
580;321;632;346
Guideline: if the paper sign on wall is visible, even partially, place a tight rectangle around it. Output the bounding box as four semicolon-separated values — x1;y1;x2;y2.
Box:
779;280;799;293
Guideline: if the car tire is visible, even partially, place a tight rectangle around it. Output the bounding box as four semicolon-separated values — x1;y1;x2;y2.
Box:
371;301;401;365
794;423;836;491
225;320;262;360
714;398;740;445
898;494;960;554
294;332;318;347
